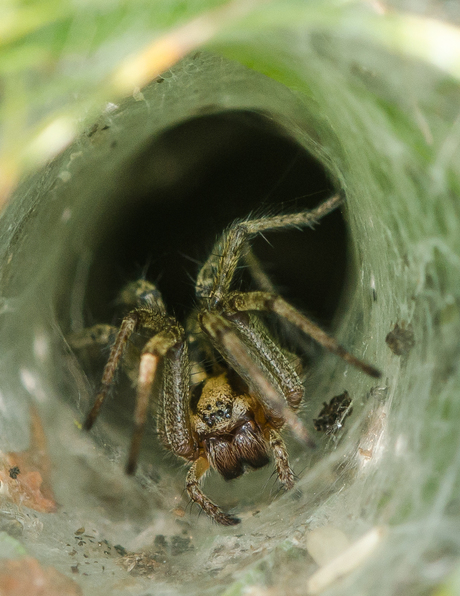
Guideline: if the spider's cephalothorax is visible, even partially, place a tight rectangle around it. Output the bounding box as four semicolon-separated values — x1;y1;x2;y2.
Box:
70;194;380;526
192;372;272;481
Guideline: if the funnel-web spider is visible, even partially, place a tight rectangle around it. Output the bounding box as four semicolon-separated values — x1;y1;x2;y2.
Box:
70;194;380;525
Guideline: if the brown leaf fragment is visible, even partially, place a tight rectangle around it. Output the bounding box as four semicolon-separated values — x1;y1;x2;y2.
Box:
0;557;82;596
0;407;57;513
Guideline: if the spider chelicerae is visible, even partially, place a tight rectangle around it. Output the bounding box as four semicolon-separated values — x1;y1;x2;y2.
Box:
70;194;380;525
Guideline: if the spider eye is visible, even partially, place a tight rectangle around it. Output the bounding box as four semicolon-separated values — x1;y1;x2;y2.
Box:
199;402;233;427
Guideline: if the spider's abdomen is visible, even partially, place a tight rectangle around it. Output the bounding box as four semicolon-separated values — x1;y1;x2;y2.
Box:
206;421;270;480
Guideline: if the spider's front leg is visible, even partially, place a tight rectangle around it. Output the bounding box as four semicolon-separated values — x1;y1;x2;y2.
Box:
196;193;343;305
147;315;241;526
268;429;295;489
196;310;299;492
199;310;313;445
196;193;380;444
126;321;193;474
224;291;381;379
186;458;240;526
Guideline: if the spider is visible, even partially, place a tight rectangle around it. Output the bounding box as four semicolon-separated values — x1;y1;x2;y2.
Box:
70;194;380;526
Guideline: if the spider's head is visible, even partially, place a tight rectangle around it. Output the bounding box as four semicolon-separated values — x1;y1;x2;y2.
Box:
192;372;270;480
192;372;249;435
116;279;166;314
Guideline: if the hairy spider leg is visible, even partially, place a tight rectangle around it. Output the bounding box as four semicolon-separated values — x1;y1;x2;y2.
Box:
82;280;170;430
196;193;379;445
244;248;322;359
127;321;194;474
199;311;313;446
83;312;140;431
116;279;168;315
225;291;381;379
243;247;278;293
157;339;194;460
268;429;295;489
196;193;343;304
223;312;304;409
186;457;240;526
